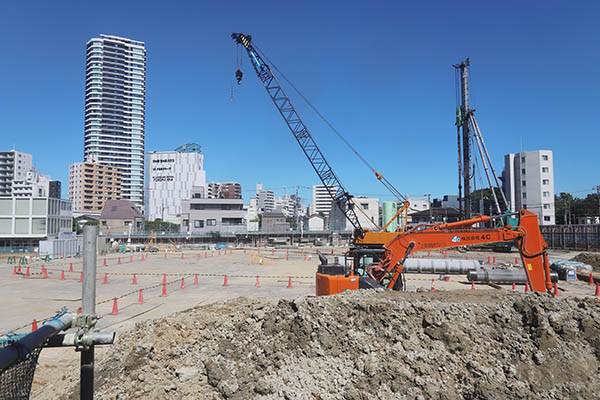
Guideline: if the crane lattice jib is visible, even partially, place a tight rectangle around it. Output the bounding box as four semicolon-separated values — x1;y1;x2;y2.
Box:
232;33;361;232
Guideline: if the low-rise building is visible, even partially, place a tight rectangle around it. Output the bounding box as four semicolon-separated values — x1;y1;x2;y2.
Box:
0;197;73;251
261;211;290;232
181;187;245;233
99;199;144;235
307;214;324;231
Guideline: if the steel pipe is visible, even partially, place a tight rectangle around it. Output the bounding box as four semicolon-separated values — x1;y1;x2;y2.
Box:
403;258;481;274
467;268;558;283
0;313;73;372
46;332;115;348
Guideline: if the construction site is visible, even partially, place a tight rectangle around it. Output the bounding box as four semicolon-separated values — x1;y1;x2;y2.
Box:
2;30;600;400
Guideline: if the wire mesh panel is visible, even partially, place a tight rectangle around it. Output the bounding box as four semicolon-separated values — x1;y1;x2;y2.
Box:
0;335;44;400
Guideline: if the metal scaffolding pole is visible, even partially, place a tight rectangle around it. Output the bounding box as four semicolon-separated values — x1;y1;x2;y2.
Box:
469;115;501;214
81;225;97;400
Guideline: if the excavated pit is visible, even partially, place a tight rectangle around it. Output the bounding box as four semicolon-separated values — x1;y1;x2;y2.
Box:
54;290;600;399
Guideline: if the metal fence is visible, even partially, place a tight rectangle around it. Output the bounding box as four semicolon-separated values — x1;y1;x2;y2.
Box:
541;224;600;251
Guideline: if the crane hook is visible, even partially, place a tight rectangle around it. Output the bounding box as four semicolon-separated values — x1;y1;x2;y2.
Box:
235;68;243;85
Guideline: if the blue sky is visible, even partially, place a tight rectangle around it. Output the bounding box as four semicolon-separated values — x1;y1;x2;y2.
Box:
0;1;598;203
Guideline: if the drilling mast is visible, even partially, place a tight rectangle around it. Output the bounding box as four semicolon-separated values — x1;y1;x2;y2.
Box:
454;59;472;219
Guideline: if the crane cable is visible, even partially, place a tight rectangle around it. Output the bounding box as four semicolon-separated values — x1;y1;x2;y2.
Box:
252;42;407;203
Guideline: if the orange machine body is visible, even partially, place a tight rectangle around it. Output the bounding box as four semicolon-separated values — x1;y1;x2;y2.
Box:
315;273;359;296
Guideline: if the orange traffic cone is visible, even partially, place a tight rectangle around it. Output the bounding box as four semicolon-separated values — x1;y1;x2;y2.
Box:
493;256;496;264
103;273;108;284
162;274;167;285
111;297;118;315
197;253;200;260
69;263;73;272
205;252;208;258
32;319;38;332
590;273;594;285
130;255;133;262
431;279;436;291
80;272;83;282
218;250;221;256
138;289;144;304
181;253;184;259
181;277;185;290
17;264;21;274
553;282;558;298
212;251;215;257
525;281;530;292
223;275;228;286
515;257;519;265
194;274;198;285
77;307;82;314
471;280;475;290
132;274;137;284
12;266;16;275
287;277;292;288
60;270;65;280
118;257;121;265
43;268;48;279
595;283;600;297
25;267;30;277
255;275;260;288
244;249;246;254
104;258;107;266
487;256;491;264
162;283;167;297
164;253;167;260
512;281;516;290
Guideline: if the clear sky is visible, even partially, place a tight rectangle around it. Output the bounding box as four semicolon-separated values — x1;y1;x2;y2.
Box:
0;1;598;203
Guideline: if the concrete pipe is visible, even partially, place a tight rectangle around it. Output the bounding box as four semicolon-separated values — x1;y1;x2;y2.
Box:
403;258;481;274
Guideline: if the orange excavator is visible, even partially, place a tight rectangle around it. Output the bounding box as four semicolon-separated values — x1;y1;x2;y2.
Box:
316;209;553;295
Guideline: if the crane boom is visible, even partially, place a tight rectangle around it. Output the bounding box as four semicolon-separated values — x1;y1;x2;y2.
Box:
232;33;362;233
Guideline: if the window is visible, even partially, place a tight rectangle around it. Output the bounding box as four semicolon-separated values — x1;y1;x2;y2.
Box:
194;220;204;228
543;191;550;197
543;203;551;209
361;203;369;210
544;216;551;222
102;221;107;226
523;204;527;209
522;180;526;187
522;193;527;199
183;219;189;227
207;219;216;226
521;168;526;175
542;167;549;173
521;156;525;163
542;155;549;161
542;179;549;185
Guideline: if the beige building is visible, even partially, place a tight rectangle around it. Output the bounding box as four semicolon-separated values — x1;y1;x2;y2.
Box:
69;161;122;213
99;199;143;235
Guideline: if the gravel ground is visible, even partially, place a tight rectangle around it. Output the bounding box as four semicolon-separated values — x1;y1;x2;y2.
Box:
39;289;600;400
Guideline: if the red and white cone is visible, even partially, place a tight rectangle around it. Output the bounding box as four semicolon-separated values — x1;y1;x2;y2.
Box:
25;267;30;277
130;255;133;262
223;275;228;286
132;274;137;284
431;279;436;291
138;289;144;304
162;283;167;297
181;253;184;259
553;282;558;298
493;256;496;264
111;297;118;315
525;281;530;293
32;319;38;332
118;257;121;265
471;280;475;290
43;268;48;279
162;274;167;285
69;263;73;272
103;273;108;284
512;281;516;290
104;258;107;266
595;283;600;297
256;275;260;288
590;273;594;285
197;253;200;260
12;266;16;275
164;253;167;260
287;277;292;288
515;257;519;265
205;252;208;258
80;272;83;283
180;277;185;290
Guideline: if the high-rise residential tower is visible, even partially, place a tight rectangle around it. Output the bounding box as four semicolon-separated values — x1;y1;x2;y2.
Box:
84;34;146;211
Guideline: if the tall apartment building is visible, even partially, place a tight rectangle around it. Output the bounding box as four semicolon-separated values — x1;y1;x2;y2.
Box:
256;183;274;213
145;144;206;223
503;150;555;225
312;185;337;216
12;170;51;197
207;182;242;199
84;34;146;211
0;150;33;196
69;161;122;213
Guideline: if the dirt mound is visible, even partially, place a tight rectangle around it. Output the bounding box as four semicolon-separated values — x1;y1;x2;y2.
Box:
56;290;600;399
572;253;600;271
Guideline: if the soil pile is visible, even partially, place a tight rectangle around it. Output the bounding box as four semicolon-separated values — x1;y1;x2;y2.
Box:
572;253;600;271
55;290;600;399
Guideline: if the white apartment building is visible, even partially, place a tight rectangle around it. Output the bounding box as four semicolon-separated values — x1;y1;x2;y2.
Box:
256;183;274;213
0;150;33;196
503;150;555;225
84;35;146;211
145;144;206;224
312;185;337;216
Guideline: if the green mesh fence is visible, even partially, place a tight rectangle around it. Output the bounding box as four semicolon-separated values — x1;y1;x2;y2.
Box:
0;335;44;400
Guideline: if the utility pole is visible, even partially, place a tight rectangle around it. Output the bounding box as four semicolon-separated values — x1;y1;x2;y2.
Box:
595;186;600;223
454;59;472;219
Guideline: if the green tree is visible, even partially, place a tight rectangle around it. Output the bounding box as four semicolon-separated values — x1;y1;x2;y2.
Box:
145;219;179;232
